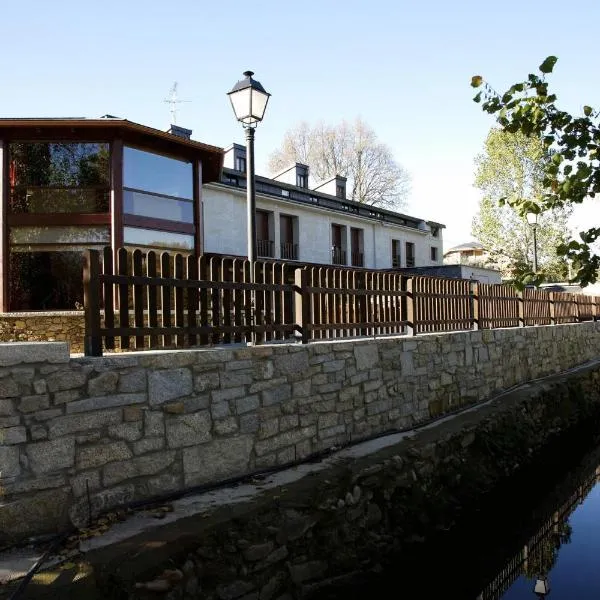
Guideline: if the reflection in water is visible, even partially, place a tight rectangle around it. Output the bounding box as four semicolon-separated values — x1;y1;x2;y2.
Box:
478;466;600;600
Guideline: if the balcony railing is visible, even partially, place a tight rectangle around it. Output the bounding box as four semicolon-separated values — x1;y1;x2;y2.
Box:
392;254;402;268
281;242;299;261
257;239;275;258
351;252;364;267
332;247;347;265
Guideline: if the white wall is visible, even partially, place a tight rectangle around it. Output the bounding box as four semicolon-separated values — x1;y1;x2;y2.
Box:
459;266;502;284
202;184;443;269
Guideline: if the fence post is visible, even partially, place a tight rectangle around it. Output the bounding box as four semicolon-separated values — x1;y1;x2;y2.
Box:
470;280;479;330
574;293;581;323
518;290;525;327
406;277;415;336
84;249;103;357
294;268;310;344
549;291;556;325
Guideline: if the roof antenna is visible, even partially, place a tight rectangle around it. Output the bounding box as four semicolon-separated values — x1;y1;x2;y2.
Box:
164;82;191;125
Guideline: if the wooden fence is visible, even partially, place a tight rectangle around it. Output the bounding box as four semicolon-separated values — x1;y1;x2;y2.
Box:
83;248;600;356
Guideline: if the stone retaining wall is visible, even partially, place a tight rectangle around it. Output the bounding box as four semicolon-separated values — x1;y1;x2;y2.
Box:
0;312;85;354
1;321;600;542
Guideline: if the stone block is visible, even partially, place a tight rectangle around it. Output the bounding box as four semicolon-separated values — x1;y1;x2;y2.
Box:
235;395;259;415
118;370;146;393
88;371;118;396
18;394;50;413
108;421;143;441
322;360;345;373
3;474;67;496
163;402;185;414
77;441;132;470
183;436;253;486
240;413;259;434
214;417;238;435
144;411;164;436
220;370;253;388
288;561;327;584
255;426;316;457
46;370;87;393
123;406;143;421
249;378;287;394
279;415;299;431
70;484;135;529
0;399;15;416
148;368;193;406
195;371;220;392
27;438;75;475
318;414;339;429
262;385;291;407
2;426;27;445
0;342;69;367
212;386;247;403
103;451;176;487
65;393;146;414
0;446;20;477
48;409;122;438
133;437;164;455
258;418;279;440
211;400;231;419
293;380;311;397
30;424;47;441
274;352;309;376
0;378;19;399
52;390;82;405
0;487;70;543
33;380;48;395
166;411;211;448
354;343;379;371
0;416;20;427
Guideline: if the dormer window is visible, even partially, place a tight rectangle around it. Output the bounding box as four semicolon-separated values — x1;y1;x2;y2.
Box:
336;184;345;198
297;172;307;188
431;226;440;238
235;156;246;172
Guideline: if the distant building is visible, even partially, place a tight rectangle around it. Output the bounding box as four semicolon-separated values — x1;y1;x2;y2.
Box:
444;241;489;266
400;264;502;284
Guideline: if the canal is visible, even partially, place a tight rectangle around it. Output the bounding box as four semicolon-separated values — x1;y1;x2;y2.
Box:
311;433;600;600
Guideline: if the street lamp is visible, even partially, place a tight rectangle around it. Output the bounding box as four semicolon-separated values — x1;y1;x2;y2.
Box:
228;71;271;343
534;576;550;598
526;212;539;274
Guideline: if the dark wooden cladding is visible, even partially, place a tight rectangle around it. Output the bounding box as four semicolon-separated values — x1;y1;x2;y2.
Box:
7;213;111;226
83;248;600;356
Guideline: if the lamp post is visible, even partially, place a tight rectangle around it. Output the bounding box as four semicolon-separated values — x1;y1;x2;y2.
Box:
534;575;550;598
228;71;271;343
526;212;539;274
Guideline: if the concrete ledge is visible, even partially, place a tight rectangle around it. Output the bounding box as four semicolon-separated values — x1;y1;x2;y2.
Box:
0;342;70;366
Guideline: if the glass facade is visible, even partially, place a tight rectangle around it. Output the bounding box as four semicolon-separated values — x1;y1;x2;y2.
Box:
8;142;110;213
123;146;195;252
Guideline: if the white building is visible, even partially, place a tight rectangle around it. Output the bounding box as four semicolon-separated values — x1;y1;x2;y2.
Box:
202;144;444;270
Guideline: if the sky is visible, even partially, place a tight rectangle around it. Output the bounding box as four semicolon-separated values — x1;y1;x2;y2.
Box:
2;0;599;250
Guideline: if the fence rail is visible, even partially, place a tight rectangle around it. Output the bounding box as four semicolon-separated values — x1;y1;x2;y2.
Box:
83;248;600;356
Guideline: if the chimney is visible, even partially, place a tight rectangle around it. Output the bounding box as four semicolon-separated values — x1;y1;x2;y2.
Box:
272;163;309;188
167;124;192;140
223;143;247;172
312;175;347;199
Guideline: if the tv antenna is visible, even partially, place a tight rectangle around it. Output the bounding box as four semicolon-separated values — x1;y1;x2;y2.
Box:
164;82;190;125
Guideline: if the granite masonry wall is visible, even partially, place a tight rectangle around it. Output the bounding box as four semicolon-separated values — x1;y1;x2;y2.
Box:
0;312;85;353
1;321;600;542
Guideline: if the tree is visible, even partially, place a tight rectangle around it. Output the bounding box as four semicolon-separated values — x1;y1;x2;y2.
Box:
268;118;411;209
471;56;600;285
472;128;572;281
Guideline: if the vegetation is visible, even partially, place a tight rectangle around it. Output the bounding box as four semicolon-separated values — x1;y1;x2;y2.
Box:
472;56;600;286
268;118;410;209
472;128;571;281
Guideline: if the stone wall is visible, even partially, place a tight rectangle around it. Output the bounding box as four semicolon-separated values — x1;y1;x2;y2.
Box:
2;321;600;543
0;312;85;354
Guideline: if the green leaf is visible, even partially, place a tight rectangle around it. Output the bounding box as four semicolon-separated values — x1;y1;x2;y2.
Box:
473;91;482;103
539;56;558;74
471;75;483;88
583;105;593;117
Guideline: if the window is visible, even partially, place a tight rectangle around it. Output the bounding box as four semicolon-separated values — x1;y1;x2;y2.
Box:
351;228;364;267
256;210;274;258
235;155;247;172
8;142;110;213
124;190;193;223
280;215;298;260
9;251;85;310
281;189;290;197
392;239;401;268
123;227;194;250
297;173;307;188
405;242;415;267
331;224;346;265
431;246;438;261
431;226;440;238
336;184;345;198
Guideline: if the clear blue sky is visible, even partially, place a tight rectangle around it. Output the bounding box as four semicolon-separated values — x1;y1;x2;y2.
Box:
2;0;599;248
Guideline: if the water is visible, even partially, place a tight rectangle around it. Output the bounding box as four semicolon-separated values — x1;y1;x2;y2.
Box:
312;439;600;600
